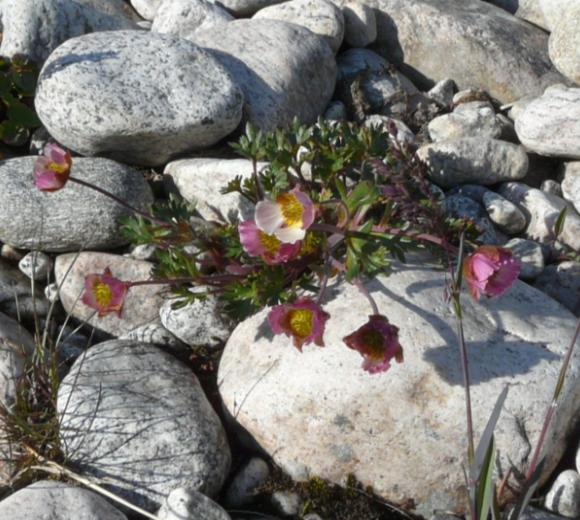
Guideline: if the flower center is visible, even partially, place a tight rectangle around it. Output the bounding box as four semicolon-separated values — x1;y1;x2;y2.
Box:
277;193;303;228
288;309;314;338
47;161;68;175
362;329;385;360
259;231;281;254
93;281;112;307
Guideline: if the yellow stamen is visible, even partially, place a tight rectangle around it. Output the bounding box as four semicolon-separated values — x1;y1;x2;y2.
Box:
259;231;281;254
48;161;68;175
277;193;303;228
288;309;314;338
362;329;385;360
93;281;112;307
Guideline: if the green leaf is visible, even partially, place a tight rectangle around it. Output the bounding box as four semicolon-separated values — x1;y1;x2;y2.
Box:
0;120;29;146
7;100;41;128
345;181;380;213
475;434;495;520
554;207;567;238
509;459;545;520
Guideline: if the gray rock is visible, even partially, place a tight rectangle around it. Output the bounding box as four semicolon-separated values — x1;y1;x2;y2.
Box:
0;259;32;308
482;191;527;235
157;488;231;520
218;259;580;514
498;182;580;251
0;157;153;252
341;1;377;48
508;96;535;122
165;158;265;223
548;6;580;85
224;457;271;508
254;0;344;54
35;31;244;167
58;340;231;510
427;101;503;142
152;0;233;40
426;78;456;107
504;238;545;280
0;0;138;64
18;251;53;282
0;480;128;520
443;195;502;244
448;184;489;204
131;0;162;19
159;293;232;348
534;262;580;315
515;87;580;159
363;115;415;147
0;244;25;264
417;138;529;189
545;470;580;518
496;113;518;142
510;506;569;520
54;252;165;337
303;515;324;520
561;162;580;214
541;179;563;198
487;0;548;29
335;48;420;121
118;319;183;349
323;100;348;121
271;491;302;516
44;282;59;303
452;88;489;106
192;19;336;131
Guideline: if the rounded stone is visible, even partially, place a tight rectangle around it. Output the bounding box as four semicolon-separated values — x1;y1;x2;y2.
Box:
35;30;244;167
545;470;580;518
0;480;128;520
533;262;580;316
218;260;580;515
561;162;580;214
0;157;153;252
157;488;230;520
18;251;53;281
548;8;580;85
224;457;271;508
504;238;545;280
58;340;231;510
482;191;527;235
341;1;377;48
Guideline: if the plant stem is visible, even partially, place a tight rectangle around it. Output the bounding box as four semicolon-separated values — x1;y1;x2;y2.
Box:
252;159;265;201
353;277;379;315
525;316;580;481
69;176;170;228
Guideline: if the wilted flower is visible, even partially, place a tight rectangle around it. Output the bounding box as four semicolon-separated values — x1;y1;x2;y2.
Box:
238;220;301;264
81;267;129;317
268;297;330;350
343;315;403;374
33;143;72;191
255;187;315;244
463;245;520;300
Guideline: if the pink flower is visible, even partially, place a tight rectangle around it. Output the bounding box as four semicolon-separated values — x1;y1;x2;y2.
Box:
33;143;72;192
255;187;315;244
343;315;404;374
81;268;130;317
463;245;521;300
268;297;330;351
238;220;301;264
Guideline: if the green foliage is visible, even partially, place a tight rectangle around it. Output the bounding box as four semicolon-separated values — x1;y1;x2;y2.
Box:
0;55;41;150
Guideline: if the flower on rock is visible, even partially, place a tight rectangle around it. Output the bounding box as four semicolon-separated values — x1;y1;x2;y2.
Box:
81;268;130;317
463;245;521;300
268;297;330;351
343;315;403;374
33;143;72;192
255;187;315;244
238;220;301;264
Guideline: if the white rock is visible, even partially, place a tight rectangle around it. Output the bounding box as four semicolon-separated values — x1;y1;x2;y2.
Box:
515;87;580;160
44;282;59;303
218;260;580;514
508;96;534;122
58;340;231;510
18;251;53;281
417;138;529;189
545;470;580;518
341;1;377;48
152;0;233;40
131;0;162;19
159;294;232;348
426;78;456;107
534;262;580;315
253;0;344;54
127;243;159;262
192;19;337;131
35;31;243;167
165;158;265;222
0;480;128;520
482;190;527;235
427;101;503;142
225;457;271;507
539;0;578;30
0;157;153;252
561;162;580;214
548;5;580;84
271;491;302;516
541;179;563;198
54;252;165;337
504;238;545;280
0;0;138;64
118;319;182;348
157;488;231;520
498;182;580;251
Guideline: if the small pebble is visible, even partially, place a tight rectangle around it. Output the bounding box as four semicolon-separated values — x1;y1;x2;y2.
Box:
224;457;270;508
0;244;25;263
44;282;59;303
482;191;527;235
427;78;456;107
541;179;563;198
271;490;302;517
19;251;53;281
324;100;347;121
545;469;580;518
504;238;545;280
126;243;158;261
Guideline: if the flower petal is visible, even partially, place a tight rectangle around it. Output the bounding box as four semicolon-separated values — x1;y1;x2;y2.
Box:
274;226;305;244
255;200;284;234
